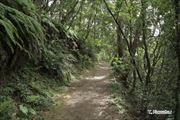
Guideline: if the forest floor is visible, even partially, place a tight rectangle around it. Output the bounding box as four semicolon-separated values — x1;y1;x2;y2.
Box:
43;62;122;120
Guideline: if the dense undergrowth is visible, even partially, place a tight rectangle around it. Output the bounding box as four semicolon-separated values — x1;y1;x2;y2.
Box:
0;0;95;119
111;57;176;120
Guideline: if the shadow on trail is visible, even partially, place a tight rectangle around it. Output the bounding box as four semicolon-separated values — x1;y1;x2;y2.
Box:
44;63;122;120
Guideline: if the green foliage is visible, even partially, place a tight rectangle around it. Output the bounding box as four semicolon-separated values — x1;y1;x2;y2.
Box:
0;1;44;74
109;0;176;119
0;0;177;119
0;98;13;113
19;104;36;117
111;57;130;71
0;68;56;119
0;0;36;16
0;11;95;118
0;97;15;120
40;17;95;81
0;1;44;53
0;0;95;119
19;105;29;115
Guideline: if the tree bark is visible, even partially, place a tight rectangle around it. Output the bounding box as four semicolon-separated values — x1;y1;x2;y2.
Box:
140;0;150;119
174;0;180;119
116;17;124;57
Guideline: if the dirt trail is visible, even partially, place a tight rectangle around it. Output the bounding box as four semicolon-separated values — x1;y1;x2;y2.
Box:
44;62;122;120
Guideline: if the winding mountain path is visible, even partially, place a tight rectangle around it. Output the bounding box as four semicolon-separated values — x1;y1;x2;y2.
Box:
44;62;122;120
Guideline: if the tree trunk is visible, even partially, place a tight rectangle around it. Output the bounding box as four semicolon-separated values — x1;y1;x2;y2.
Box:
116;17;124;58
140;0;150;119
174;0;180;119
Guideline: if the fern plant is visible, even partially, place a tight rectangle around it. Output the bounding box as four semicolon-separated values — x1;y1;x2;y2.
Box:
0;1;44;73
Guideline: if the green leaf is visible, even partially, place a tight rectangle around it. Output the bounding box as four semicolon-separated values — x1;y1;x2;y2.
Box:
26;95;40;103
29;108;36;115
19;105;28;115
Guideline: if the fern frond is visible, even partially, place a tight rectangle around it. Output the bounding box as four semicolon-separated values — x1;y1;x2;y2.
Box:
0;2;44;55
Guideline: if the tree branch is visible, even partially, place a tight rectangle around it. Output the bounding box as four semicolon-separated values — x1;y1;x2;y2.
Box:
103;0;143;83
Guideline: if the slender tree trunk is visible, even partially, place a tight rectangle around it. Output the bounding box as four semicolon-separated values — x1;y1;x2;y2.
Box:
103;0;143;83
140;0;151;119
174;0;180;119
116;17;124;58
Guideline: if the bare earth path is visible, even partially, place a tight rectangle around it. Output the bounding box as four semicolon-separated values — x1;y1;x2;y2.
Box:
44;62;122;120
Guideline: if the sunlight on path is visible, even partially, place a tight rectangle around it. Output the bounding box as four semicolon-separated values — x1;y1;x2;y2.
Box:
85;75;109;80
44;62;122;120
